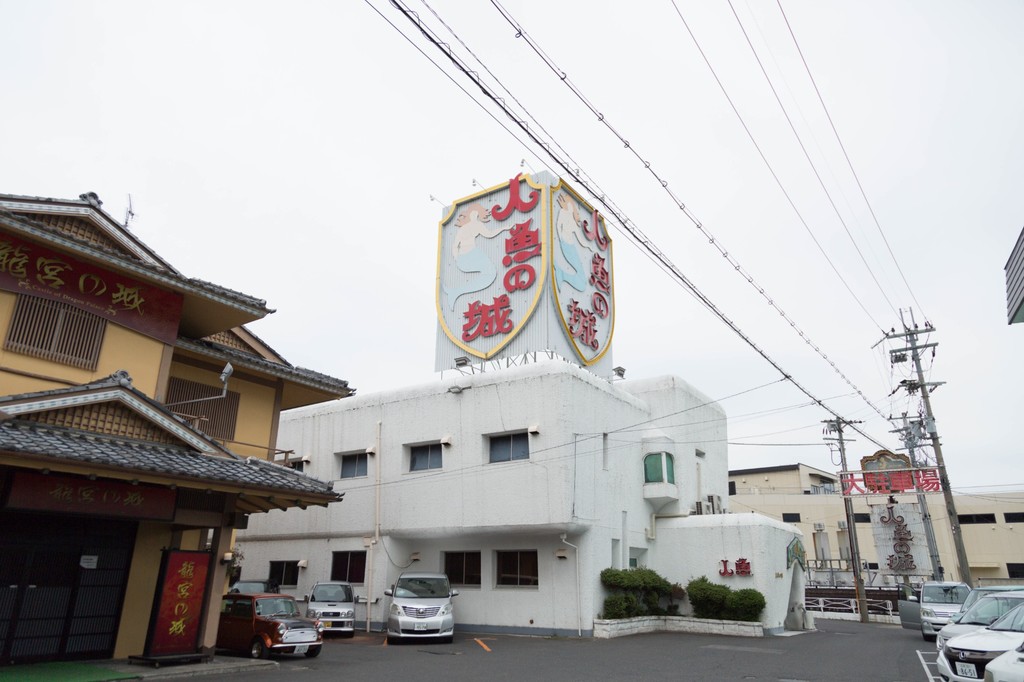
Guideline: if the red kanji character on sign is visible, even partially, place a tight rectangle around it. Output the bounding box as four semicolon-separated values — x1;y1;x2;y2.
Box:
887;469;915;492
914;468;942;492
589;253;610;293
841;473;865;495
462;296;515;341
566;299;599;350
735;558;752;576
491;174;539;220
719;560;734;577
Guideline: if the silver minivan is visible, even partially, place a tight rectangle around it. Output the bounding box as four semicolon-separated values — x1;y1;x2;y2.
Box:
384;572;458;644
305;581;356;637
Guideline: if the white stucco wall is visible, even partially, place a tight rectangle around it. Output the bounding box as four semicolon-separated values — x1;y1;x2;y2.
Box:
238;360;801;636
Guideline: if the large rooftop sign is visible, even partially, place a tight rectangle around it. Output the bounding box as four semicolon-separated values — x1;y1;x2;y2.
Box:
435;172;615;374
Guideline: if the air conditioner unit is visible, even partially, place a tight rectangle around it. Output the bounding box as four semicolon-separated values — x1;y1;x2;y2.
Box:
813;522;826;532
693;500;705;515
706;494;722;514
838;520;849;530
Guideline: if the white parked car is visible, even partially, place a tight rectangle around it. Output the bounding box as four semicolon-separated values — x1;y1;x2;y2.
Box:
984;642;1024;682
937;592;1024;651
384;572;458;644
305;581;356;637
938;603;1024;682
900;581;972;641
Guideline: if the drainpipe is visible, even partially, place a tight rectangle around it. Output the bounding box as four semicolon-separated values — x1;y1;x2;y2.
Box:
366;420;382;633
560;533;582;637
647;511;692;540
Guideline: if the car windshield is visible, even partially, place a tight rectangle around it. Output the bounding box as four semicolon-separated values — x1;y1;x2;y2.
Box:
922;584;970;604
990;604;1024;633
311;584;353;602
255;597;299;617
394;576;450;598
959;596;1024;626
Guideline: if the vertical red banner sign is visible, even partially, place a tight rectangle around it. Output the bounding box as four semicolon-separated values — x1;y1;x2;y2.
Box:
145;550;211;657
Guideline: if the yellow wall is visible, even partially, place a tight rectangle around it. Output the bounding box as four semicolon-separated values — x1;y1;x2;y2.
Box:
114;522;173;658
168;360;279;459
0;290;167;397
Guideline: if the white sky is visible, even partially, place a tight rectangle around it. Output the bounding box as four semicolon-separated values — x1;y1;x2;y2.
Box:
2;1;1021;492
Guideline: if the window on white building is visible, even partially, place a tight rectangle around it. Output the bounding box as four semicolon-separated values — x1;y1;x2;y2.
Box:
444;551;481;586
339;452;368;479
489;432;529;463
496;550;538;586
331;551;366;583
643;452;674;484
410;443;443;471
269;560;300;588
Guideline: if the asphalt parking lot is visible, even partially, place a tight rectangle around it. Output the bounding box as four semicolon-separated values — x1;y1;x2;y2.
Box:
185;618;945;682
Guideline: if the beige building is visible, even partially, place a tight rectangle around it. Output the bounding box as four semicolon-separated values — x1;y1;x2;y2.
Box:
0;192;350;665
728;464;1024;586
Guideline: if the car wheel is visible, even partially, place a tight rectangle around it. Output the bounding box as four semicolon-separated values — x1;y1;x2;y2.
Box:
922;632;936;642
305;646;322;658
250;638;270;659
386;635;397;645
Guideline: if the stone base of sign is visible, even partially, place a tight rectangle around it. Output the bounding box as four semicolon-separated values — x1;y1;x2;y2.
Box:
593;615;764;639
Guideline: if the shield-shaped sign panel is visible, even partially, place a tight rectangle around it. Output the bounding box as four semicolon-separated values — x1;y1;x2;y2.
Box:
437;173;549;359
550;180;614;365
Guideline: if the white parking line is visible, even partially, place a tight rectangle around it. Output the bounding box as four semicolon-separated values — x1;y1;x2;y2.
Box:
917;649;941;681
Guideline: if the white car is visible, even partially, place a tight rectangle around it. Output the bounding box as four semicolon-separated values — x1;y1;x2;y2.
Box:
305;581;356;637
938;603;1024;682
937;592;1024;651
900;581;972;641
984;643;1024;682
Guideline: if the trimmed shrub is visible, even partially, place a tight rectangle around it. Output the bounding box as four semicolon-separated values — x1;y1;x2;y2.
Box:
601;593;638;619
724;588;766;622
600;567;674;618
687;576;731;619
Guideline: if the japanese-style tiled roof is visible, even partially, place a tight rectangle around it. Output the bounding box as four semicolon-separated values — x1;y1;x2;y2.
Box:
0;372;342;512
178;337;352;397
0;419;340;505
0;209;271;315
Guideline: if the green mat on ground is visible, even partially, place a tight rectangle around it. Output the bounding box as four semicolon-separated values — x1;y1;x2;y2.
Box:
0;661;137;682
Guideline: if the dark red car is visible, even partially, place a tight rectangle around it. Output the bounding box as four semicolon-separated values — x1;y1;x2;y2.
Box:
217;593;323;659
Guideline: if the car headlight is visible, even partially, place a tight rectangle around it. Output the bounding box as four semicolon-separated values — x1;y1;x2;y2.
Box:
440;603;453;616
390;603;402;616
921;608;935;618
277;622;287;635
316;621;325;633
342;609;354;618
307;608;319;619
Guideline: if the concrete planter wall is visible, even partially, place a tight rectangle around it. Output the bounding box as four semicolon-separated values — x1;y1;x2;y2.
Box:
593;615;764;639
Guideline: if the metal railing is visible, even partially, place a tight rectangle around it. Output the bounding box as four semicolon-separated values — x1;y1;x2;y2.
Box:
804;596;895;616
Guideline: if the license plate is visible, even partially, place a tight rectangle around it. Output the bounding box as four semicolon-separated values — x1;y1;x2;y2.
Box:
414;622;428;631
322;621;332;628
955;661;978;678
293;645;308;654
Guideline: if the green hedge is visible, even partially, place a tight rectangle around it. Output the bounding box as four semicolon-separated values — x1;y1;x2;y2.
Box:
687;577;765;622
599;568;678;619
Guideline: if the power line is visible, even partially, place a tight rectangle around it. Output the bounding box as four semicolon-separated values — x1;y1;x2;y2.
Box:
776;0;928;321
379;0;891;451
484;0;891;429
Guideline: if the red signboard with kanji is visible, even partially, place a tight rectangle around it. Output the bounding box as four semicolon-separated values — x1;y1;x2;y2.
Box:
839;467;943;496
145;550;211;657
6;471;176;520
0;230;183;344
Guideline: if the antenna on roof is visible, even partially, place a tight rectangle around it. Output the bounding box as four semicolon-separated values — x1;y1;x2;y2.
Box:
124;194;135;228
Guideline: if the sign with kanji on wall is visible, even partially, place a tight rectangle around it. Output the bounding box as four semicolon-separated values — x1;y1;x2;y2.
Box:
144;550;211;657
840;467;943;496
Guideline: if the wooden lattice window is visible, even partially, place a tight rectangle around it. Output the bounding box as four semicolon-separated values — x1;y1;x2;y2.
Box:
166;376;239;441
4;295;106;370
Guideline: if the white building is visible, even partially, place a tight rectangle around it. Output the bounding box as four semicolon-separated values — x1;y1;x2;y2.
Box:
238;173;806;635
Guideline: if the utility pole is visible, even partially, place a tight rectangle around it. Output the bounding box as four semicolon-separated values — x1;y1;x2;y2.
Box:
823;418;869;623
879;311;972;584
891;414;941;580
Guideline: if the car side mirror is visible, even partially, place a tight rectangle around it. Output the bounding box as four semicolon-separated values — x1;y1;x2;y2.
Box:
451;589;460;597
950;613;963;623
909;595;918;603
384;588;393;597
